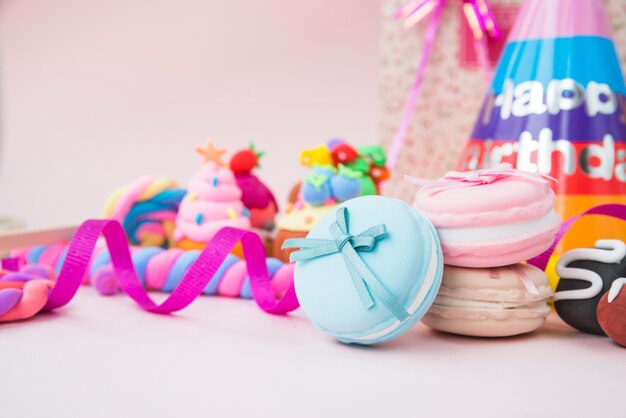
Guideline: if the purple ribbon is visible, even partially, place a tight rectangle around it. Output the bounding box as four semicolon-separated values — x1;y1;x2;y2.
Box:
387;0;500;171
527;204;626;271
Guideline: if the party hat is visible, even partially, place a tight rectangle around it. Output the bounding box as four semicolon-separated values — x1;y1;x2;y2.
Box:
458;0;626;289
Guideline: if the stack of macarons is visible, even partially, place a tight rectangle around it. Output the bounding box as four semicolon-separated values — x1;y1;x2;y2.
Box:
411;165;560;337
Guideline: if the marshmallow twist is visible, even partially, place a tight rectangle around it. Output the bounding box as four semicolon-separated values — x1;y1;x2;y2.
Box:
0;265;55;322
12;245;295;299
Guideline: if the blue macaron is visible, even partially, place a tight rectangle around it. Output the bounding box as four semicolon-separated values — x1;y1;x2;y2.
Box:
285;195;443;345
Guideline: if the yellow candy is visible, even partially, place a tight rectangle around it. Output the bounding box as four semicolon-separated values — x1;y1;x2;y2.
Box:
546;254;560;293
299;146;332;167
186;193;197;202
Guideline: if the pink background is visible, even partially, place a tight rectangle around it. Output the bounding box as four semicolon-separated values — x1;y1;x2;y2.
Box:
0;0;381;228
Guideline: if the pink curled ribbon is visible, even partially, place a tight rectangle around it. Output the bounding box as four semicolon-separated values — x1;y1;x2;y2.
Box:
387;0;500;170
527;204;626;272
41;219;299;315
404;164;556;194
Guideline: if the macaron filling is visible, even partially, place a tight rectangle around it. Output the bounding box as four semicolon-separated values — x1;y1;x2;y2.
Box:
429;296;552;319
436;210;560;244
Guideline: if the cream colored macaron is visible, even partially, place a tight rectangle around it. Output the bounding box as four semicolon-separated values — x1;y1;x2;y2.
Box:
422;263;552;337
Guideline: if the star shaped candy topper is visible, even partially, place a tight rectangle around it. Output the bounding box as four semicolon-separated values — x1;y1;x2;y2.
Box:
194;140;227;166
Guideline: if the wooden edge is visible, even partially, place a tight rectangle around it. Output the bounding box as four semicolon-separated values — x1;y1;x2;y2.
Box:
0;226;78;252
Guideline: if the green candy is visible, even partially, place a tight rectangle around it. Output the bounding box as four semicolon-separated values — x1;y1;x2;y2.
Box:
337;164;363;179
357;145;387;167
305;173;329;190
345;157;370;174
359;176;377;196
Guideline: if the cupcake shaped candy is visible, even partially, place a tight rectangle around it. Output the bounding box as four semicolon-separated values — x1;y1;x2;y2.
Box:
230;144;279;231
174;141;251;251
273;139;389;263
103;177;186;248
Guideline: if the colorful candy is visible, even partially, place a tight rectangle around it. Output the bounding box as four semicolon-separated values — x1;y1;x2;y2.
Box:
12;244;295;300
299;145;333;167
299;141;387;207
597;279;626;347
103;177;186;248
554;240;626;335
274;139;389;263
174;142;251;251
230;144;279;230
0;265;55;322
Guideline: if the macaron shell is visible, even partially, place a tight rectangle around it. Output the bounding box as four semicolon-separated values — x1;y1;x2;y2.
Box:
294;195;443;344
414;178;555;228
436;264;553;302
422;264;551;337
335;223;442;345
423;307;550;337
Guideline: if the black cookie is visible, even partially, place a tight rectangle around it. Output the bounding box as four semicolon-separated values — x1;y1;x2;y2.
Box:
554;241;626;335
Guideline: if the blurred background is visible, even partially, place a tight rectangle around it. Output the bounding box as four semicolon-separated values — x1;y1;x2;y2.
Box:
0;0;381;228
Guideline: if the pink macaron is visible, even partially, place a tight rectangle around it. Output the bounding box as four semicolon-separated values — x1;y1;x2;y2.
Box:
411;165;560;268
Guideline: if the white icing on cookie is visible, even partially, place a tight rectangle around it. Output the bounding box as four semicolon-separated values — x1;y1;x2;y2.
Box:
554;240;626;302
608;278;626;303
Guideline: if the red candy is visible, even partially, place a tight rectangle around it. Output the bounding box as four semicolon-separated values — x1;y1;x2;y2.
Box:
330;143;358;165
230;149;258;175
597;283;626;348
370;165;390;183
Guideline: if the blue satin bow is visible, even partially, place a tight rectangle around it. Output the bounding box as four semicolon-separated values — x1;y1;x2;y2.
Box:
282;207;410;322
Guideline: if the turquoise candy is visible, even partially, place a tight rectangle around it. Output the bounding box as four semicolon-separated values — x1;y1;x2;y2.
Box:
293;196;443;345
